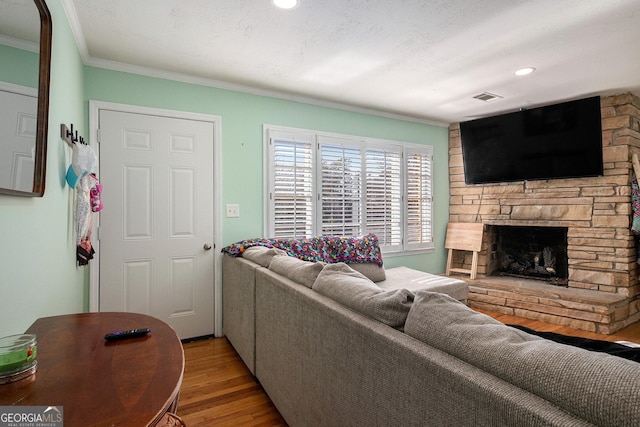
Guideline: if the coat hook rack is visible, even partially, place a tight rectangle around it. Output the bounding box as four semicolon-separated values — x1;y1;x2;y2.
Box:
61;123;86;147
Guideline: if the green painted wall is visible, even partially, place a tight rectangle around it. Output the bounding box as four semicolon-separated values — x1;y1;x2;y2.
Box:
0;0;86;337
0;44;39;88
0;0;450;337
84;68;451;272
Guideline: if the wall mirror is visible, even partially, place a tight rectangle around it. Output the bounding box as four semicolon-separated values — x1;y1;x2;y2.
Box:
0;0;51;196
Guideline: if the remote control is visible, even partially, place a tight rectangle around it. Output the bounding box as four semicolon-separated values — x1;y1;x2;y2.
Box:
104;328;151;341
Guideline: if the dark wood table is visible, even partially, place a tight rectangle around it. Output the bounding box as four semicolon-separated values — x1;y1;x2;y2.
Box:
0;312;184;426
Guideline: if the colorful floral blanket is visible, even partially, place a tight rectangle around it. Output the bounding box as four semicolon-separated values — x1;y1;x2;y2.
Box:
221;234;383;266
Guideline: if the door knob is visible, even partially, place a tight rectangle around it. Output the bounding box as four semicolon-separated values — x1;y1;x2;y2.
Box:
203;243;212;251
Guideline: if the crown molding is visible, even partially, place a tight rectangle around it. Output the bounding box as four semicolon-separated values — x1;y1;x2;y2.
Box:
60;0;448;127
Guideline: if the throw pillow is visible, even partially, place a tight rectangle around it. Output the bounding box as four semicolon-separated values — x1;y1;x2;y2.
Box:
312;263;414;330
242;245;287;267
268;255;325;288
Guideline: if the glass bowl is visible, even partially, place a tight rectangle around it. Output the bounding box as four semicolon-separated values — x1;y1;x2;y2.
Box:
0;334;37;381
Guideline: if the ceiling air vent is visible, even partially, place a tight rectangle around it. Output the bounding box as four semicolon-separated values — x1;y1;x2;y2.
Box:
473;92;503;102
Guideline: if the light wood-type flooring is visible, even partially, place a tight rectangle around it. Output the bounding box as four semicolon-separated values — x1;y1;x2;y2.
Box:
177;310;640;426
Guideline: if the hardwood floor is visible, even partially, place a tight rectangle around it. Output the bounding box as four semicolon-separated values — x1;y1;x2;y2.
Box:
176;311;640;426
177;338;287;426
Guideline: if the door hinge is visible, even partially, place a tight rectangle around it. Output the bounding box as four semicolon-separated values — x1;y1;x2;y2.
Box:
96;129;101;144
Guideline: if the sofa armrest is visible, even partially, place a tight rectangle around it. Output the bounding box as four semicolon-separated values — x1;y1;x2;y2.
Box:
222;254;262;375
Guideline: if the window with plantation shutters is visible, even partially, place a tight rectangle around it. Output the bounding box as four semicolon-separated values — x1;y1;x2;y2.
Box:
265;125;434;254
267;129;315;239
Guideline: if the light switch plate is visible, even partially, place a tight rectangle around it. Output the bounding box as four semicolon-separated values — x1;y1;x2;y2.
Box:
226;204;240;218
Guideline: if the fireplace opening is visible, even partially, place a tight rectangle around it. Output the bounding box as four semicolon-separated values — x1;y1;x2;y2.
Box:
491;225;568;286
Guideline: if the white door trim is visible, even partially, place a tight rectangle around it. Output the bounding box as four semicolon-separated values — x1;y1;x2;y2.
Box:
0;81;38;97
88;100;224;337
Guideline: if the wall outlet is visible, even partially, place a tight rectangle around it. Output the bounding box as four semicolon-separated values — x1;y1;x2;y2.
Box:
226;204;240;218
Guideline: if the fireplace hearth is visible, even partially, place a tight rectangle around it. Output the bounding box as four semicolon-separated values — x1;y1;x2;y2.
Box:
490;225;568;286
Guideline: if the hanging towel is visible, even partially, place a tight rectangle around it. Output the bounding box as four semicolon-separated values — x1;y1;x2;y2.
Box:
632;173;640;234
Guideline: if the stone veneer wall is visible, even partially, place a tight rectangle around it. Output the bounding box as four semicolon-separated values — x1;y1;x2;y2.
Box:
448;93;640;333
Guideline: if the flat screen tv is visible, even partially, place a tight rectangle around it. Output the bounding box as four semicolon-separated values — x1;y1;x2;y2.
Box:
460;96;603;184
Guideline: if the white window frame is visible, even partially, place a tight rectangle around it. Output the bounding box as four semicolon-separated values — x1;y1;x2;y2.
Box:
264;125;434;255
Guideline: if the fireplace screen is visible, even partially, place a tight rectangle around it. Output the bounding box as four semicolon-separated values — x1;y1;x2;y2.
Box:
493;225;568;285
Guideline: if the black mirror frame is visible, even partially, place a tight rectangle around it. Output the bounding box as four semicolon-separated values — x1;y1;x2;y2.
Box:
1;0;52;197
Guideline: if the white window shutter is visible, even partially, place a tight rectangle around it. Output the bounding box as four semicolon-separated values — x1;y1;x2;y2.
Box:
269;133;315;239
405;148;434;249
319;138;363;236
365;146;402;250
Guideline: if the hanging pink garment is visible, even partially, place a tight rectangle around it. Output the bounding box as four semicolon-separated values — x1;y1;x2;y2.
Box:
75;174;98;265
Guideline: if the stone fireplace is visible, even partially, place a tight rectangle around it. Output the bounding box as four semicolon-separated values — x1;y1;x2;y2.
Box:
447;93;640;334
488;225;568;284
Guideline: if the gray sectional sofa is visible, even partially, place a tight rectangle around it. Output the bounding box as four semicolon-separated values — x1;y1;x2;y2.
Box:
222;248;640;426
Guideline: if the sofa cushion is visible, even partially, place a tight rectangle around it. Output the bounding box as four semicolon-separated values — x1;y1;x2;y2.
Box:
404;291;640;427
378;266;467;301
242;245;286;267
349;262;386;282
268;255;325;288
312;263;413;330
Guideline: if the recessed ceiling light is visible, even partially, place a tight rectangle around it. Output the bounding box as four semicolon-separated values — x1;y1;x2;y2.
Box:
515;67;536;76
272;0;298;9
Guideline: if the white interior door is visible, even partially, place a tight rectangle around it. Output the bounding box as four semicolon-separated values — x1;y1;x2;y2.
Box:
0;87;37;192
98;109;215;339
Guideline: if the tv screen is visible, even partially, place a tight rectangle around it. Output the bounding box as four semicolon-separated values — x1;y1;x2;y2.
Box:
460;96;603;184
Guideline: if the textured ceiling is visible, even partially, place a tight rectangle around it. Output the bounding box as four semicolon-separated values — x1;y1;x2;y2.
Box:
0;1;40;46
58;0;640;123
